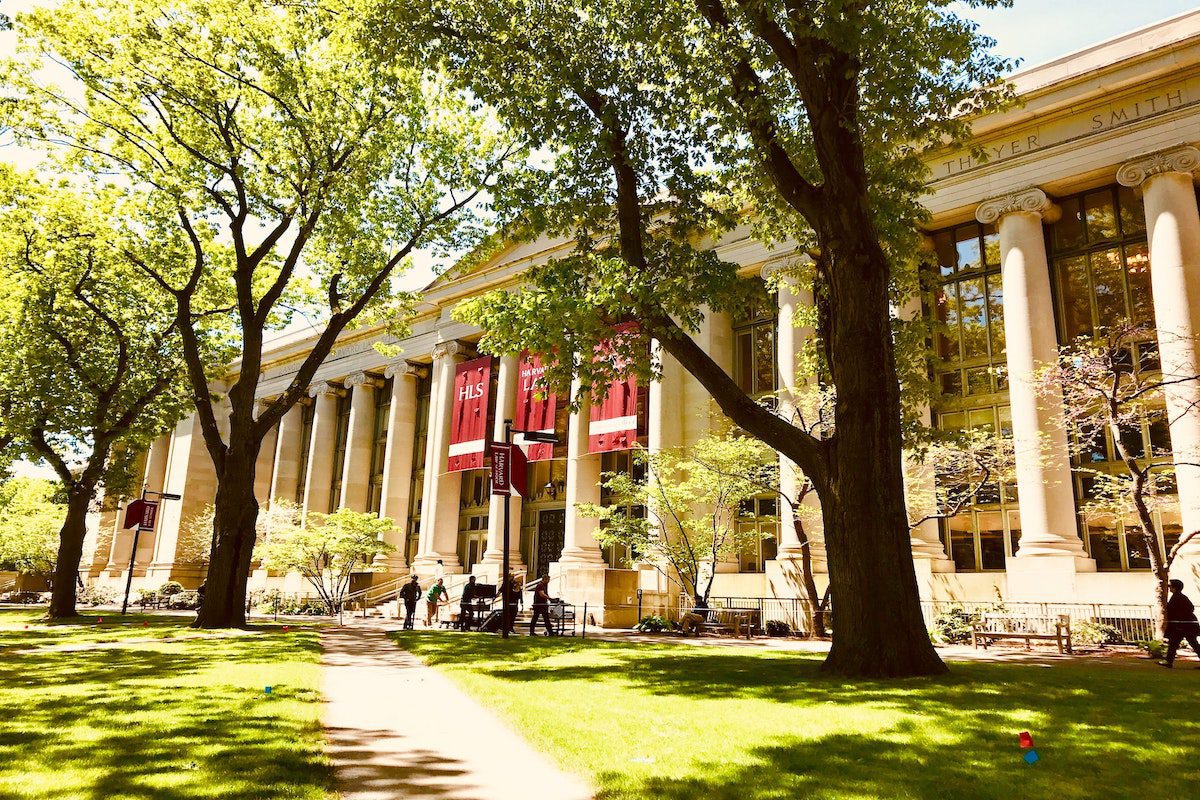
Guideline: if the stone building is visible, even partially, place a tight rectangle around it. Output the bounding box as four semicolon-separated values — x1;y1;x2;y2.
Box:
83;11;1200;620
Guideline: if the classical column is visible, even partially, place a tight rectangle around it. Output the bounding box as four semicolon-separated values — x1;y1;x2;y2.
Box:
376;361;424;572
339;372;382;512
137;433;172;566
559;377;606;565
1118;146;1200;558
483;354;526;569
763;262;830;573
252;400;278;506
270;401;307;504
976;189;1092;573
412;342;464;574
146;411;216;585
301;381;343;522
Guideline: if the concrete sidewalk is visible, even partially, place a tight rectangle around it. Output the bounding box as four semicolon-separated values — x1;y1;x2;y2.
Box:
320;622;593;800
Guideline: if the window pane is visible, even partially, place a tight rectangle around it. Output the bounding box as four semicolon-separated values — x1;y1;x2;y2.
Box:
1084;190;1119;242
978;512;1006;570
986;276;1005;358
1124;526;1152;570
1163;511;1183;559
1054;197;1086;251
1056;255;1093;340
940;371;962;398
1138;340;1160;373
959;277;988;359
945;515;976;571
1118;184;1146;236
967;407;996;433
1090;248;1126;327
955;226;983;272
934;231;956;277
754;324;775;394
1118;424;1145;460
936;283;961;362
1007;510;1022;556
965;367;992;395
1087;522;1123;571
982;224;1001;267
1149;416;1172;455
736;332;753;394
1124;242;1154;328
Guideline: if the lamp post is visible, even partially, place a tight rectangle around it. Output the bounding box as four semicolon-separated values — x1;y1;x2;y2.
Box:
497;420;558;639
119;487;182;615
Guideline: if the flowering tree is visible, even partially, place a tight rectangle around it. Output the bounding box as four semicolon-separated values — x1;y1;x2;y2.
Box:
1037;323;1200;637
255;508;395;615
581;435;773;608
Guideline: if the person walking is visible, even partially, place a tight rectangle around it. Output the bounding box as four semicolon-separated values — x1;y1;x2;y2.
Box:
425;577;448;627
398;575;420;631
529;576;556;637
459;575;478;630
502;573;522;635
1160;579;1200;668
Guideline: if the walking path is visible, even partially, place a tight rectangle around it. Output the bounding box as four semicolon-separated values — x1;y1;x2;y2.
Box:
320;621;594;800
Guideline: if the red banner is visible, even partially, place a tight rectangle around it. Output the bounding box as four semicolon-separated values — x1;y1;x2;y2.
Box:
122;499;159;530
448;355;493;472
588;324;639;454
514;350;557;462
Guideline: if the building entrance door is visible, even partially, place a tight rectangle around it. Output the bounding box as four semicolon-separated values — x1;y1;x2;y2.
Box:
534;509;566;578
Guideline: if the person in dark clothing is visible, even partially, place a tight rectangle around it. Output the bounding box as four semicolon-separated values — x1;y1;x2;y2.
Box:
529;576;556;636
502;573;522;634
459;575;478;630
1160;579;1200;668
398;575;421;631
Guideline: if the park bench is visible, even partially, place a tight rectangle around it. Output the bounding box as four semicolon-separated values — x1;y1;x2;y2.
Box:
682;607;757;639
971;613;1073;654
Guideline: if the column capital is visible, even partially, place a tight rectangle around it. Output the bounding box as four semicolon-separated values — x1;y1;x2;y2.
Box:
343;371;383;390
432;341;465;360
384;360;427;380
975;187;1060;225
759;254;812;283
1117;145;1200;187
307;381;345;399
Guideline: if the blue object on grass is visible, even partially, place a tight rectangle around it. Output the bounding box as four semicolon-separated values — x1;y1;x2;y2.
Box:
264;686;273;695
1023;749;1039;765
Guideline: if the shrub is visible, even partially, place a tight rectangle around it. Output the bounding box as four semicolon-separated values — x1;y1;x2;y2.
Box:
1136;639;1166;659
1072;620;1121;647
157;581;185;597
764;619;792;637
168;590;201;610
77;584;117;607
635;615;676;633
931;606;981;645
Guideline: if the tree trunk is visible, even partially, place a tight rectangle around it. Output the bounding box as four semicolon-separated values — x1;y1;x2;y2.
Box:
194;453;259;628
47;490;94;619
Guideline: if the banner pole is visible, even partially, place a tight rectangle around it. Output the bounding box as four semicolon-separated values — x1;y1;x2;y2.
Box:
501;419;513;640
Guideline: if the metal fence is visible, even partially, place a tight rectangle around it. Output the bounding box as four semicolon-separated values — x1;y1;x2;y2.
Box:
689;595;1158;642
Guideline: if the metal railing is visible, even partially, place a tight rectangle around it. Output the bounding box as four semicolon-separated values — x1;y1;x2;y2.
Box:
919;600;1157;643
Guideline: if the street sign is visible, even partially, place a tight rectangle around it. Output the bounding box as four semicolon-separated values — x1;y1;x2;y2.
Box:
122;499;159;530
490;442;528;497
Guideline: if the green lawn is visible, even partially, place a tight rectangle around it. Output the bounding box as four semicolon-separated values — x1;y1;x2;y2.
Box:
0;608;332;799
392;631;1200;800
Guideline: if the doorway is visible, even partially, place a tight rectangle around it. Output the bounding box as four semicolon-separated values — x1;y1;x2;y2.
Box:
534;509;566;578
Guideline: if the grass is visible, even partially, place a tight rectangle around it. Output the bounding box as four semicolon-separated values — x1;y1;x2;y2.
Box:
392;631;1200;800
0;608;332;799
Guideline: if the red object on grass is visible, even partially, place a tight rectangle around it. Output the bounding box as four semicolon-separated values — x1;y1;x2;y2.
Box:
96;618;103;624
282;626;290;632
1018;731;1034;749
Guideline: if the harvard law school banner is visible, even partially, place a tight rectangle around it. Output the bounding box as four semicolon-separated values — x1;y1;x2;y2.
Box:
589;324;639;454
514;350;557;462
448;355;493;472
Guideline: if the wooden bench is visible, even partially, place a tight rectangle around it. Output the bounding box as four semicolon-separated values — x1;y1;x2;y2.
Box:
681;607;757;639
971;613;1073;654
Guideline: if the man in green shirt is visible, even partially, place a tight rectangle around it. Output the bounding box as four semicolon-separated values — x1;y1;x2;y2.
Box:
425;578;448;627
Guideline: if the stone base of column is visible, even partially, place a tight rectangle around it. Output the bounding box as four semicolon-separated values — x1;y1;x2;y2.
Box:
480;548;526;572
556;546;605;567
775;544;828;574
410;553;462;577
1006;555;1095;602
913;551;956;573
372;553;410;574
144;562;207;589
549;562;637;628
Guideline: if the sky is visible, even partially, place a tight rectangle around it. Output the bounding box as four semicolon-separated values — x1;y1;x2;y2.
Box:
2;0;1199;480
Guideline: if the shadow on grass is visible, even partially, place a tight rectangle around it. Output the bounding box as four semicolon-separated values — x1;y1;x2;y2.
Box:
0;626;329;800
391;631;1200;800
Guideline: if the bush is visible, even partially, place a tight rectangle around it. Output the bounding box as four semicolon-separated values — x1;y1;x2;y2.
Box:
1072;620;1121;647
157;581;185;597
0;590;44;604
764;619;792;637
168;590;201;610
1136;639;1166;659
635;615;676;633
77;584;117;607
931;606;981;645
